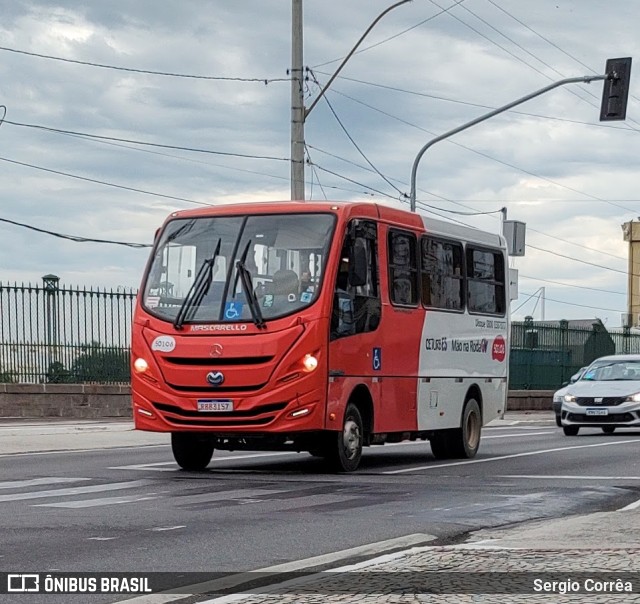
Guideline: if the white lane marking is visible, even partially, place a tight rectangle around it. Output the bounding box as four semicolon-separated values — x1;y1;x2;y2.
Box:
619;498;640;511
87;537;116;541
34;494;159;508
498;475;640;481
172;488;288;504
148;526;186;532
114;533;436;604
109;451;302;471
109;461;176;472
0;477;91;489
0;445;169;458
383;439;640;474
483;431;552;439
0;480;152;502
485;425;554;430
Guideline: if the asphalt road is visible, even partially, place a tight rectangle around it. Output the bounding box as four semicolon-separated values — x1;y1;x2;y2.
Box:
2;420;640;602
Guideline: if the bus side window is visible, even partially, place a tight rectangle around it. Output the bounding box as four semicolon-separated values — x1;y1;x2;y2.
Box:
331;221;381;340
466;246;506;315
388;230;418;307
421;236;464;311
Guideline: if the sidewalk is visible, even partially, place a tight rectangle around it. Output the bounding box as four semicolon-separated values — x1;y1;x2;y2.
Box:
198;513;640;604
0;418;167;454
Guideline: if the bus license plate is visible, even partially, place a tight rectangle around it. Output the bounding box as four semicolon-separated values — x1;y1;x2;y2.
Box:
197;399;233;412
586;408;608;416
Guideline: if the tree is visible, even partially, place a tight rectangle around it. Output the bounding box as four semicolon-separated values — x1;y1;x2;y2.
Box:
0;365;15;383
72;342;131;383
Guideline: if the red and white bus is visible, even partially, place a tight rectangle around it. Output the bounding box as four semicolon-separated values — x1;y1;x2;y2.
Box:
131;200;509;472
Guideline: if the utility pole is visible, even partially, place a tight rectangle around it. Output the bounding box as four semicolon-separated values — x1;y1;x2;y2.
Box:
290;0;412;201
290;0;305;201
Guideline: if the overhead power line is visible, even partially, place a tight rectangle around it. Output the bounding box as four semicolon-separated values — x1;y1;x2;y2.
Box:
4;119;289;162
0;45;289;84
0;216;151;248
311;0;467;69
517;290;624;315
0;156;211;206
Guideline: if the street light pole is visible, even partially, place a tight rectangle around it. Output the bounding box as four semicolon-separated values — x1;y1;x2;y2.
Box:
409;74;606;211
290;0;413;201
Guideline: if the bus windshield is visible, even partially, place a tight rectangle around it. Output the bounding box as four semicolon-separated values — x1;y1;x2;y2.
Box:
141;212;336;325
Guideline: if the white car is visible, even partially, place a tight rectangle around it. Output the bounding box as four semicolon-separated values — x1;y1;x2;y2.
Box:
560;354;640;436
552;367;586;427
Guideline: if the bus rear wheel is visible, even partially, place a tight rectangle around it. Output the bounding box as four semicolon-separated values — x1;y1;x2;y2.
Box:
171;432;214;471
326;403;363;472
449;398;482;459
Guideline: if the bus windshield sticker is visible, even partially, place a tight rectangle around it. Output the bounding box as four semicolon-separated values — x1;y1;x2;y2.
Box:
373;347;382;371
300;292;313;303
224;301;243;321
263;294;274;308
287;293;297;303
146;296;160;309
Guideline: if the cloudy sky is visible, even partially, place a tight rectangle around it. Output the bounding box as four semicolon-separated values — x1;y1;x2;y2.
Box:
0;0;638;327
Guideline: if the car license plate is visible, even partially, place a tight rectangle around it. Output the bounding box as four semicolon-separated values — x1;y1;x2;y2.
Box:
586;408;608;416
197;399;233;412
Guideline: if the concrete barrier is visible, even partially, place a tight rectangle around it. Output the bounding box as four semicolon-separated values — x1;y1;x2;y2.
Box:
0;383;131;419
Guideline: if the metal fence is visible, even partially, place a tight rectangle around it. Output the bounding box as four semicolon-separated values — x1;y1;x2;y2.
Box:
510;319;640;390
0;278;136;384
3;281;640;388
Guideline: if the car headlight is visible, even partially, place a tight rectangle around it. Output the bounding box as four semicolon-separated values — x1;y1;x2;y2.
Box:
563;394;577;403
625;392;640;402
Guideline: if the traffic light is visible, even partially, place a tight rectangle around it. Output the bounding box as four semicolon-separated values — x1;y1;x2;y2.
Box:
600;57;632;121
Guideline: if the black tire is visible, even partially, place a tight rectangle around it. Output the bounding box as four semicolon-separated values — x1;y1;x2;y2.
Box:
429;431;453;460
171;432;214;471
602;426;616;434
326;403;363;472
555;414;562;428
447;398;482;459
563;425;579;436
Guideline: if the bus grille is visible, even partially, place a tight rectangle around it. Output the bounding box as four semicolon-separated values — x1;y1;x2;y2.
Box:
151;401;287;427
163;356;273;366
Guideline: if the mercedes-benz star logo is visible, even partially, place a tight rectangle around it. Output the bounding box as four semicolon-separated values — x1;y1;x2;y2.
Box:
206;371;225;386
210;344;224;358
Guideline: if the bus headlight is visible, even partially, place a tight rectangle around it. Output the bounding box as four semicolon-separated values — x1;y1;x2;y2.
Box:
133;357;149;373
302;354;318;372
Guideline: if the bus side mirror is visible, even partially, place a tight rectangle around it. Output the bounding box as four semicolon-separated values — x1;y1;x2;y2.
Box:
349;239;368;287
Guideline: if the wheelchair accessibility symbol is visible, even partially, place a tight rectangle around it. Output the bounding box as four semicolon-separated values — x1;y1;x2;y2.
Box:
224;302;243;320
372;347;382;371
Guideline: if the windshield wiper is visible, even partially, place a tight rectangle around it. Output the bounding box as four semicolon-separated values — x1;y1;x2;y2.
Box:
173;238;221;330
233;241;265;329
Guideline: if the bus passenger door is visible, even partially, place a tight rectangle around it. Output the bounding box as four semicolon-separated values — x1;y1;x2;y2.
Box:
327;220;381;430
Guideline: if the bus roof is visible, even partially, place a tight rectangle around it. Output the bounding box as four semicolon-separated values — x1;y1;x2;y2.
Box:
167;200;505;250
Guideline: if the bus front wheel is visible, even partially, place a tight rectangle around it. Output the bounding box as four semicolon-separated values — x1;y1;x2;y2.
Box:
171;432;214;471
326;403;363;472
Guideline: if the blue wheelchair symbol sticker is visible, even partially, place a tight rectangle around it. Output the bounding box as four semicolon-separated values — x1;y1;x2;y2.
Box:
373;347;382;371
224;301;243;320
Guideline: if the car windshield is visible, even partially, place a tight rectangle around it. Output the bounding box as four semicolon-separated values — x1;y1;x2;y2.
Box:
142;212;335;324
581;360;640;381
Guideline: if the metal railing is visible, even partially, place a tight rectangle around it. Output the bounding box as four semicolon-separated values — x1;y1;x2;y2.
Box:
3;280;640;388
0;279;136;384
510;319;640;390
